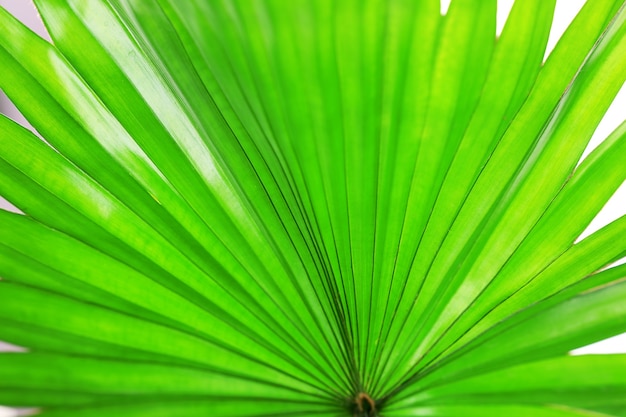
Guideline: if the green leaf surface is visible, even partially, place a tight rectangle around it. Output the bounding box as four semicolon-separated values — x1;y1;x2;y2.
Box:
0;114;342;395
1;0;626;415
0;352;324;401
401;262;626;400
414;118;626;369
0;282;328;399
384;404;613;417
400;355;626;408
378;1;626;399
37;400;340;417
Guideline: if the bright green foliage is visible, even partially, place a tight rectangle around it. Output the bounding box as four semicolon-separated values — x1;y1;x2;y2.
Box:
1;0;626;416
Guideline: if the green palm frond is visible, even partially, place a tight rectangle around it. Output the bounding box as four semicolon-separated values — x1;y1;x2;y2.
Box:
1;0;626;416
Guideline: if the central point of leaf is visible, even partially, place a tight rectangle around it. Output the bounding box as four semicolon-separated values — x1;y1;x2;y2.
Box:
353;392;377;417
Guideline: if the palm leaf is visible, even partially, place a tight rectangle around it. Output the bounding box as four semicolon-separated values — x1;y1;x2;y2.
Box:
1;0;625;416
